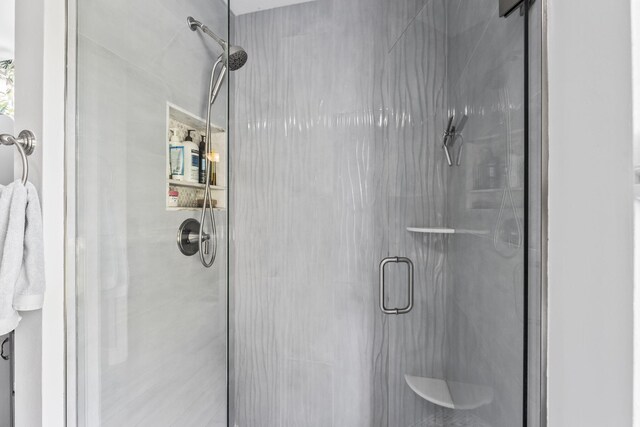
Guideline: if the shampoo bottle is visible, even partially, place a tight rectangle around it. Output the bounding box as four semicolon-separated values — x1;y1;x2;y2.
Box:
169;128;185;181
184;129;200;183
199;135;207;184
210;151;220;185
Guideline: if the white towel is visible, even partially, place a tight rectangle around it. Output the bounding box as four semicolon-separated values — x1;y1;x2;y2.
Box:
0;182;26;334
13;182;45;311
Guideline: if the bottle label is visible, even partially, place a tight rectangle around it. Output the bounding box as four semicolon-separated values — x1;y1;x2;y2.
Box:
170;146;184;176
191;149;199;167
200;158;207;184
190;149;200;181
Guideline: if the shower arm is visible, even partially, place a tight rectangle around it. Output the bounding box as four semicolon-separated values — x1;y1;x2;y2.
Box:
187;17;228;51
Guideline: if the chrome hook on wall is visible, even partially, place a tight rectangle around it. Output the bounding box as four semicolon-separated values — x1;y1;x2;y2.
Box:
442;115;467;167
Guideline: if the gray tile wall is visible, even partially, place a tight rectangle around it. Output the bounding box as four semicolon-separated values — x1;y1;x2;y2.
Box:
76;1;229;425
232;3;387;425
232;0;532;425
232;0;449;425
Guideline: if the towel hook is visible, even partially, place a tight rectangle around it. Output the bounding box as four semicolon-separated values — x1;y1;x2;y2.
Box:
0;130;36;185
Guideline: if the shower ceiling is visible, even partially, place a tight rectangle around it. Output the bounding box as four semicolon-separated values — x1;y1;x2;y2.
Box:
230;0;315;16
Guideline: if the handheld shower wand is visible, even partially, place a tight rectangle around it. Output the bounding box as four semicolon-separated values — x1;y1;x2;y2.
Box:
185;17;248;268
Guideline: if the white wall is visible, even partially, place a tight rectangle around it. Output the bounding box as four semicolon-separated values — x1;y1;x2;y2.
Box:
13;0;44;424
0;115;14;184
0;0;15;184
0;0;15;60
40;0;67;424
13;0;66;425
547;0;634;425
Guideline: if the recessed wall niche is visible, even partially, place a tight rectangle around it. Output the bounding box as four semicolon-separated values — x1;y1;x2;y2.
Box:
165;103;227;211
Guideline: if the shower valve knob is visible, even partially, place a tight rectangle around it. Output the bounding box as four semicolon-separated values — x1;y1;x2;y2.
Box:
177;219;202;257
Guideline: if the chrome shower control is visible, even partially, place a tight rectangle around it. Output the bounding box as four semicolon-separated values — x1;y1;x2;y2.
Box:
177;219;209;257
187;16;246;268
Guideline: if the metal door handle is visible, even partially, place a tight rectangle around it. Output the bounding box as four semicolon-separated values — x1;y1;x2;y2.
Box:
379;256;414;315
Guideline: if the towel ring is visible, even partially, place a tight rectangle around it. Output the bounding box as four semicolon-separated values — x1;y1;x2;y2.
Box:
0;130;36;185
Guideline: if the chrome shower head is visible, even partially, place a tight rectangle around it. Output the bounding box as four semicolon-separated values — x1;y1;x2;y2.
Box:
228;45;248;71
187;16;248;71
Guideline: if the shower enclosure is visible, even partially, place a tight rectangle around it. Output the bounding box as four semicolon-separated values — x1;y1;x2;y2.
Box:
69;0;543;426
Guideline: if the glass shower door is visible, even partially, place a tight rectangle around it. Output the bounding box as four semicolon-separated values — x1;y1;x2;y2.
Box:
383;2;527;426
380;1;449;425
73;1;230;425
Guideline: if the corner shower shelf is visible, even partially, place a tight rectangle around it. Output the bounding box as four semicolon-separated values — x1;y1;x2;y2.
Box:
166;206;225;212
167;179;226;191
407;227;491;236
407;227;456;234
405;375;493;410
469;187;524;194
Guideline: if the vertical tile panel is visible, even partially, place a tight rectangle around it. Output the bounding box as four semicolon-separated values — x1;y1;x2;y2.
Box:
232;0;448;426
232;1;390;425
